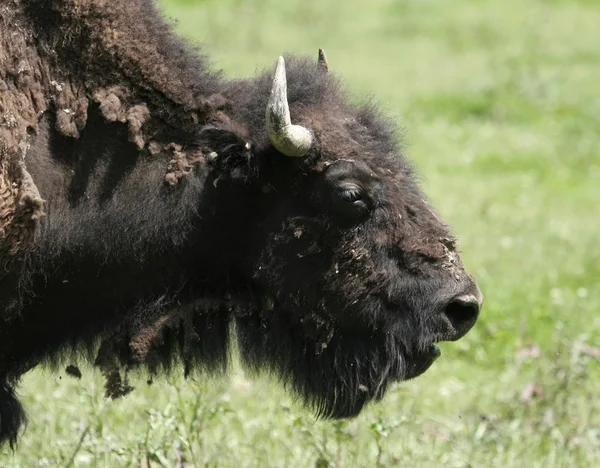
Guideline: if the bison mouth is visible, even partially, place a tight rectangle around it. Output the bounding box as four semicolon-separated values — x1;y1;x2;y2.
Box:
404;344;441;380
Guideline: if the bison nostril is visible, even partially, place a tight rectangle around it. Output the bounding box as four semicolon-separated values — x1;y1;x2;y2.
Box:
443;294;480;335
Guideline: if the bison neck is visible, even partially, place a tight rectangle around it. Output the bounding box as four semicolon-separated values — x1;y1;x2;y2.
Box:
1;112;251;375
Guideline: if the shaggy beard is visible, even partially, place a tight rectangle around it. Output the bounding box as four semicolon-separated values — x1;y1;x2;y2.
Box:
235;311;410;419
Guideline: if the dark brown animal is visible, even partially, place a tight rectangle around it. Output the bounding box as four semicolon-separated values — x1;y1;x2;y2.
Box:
0;0;482;448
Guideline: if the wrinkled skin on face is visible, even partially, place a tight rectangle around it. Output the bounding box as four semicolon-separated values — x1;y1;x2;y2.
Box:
210;56;483;418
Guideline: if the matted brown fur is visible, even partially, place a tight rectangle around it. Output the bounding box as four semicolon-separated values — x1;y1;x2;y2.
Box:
0;0;222;312
0;0;228;397
0;2;45;305
0;0;223;192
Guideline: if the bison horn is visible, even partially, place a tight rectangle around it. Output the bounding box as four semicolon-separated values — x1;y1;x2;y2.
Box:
317;48;328;72
266;56;314;157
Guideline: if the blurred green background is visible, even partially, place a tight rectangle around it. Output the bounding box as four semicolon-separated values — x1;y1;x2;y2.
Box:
2;0;600;466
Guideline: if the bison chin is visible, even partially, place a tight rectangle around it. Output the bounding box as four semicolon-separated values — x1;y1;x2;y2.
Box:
235;311;437;419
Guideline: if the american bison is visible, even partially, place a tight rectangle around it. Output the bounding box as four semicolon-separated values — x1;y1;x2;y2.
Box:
0;0;482;448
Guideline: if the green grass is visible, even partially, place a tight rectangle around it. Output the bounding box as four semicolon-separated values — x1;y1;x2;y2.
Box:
3;0;600;465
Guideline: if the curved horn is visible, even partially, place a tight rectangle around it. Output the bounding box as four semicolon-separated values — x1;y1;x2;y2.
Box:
266;56;314;157
317;48;329;72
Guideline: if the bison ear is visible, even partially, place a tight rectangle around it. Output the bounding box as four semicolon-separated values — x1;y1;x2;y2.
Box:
197;126;257;184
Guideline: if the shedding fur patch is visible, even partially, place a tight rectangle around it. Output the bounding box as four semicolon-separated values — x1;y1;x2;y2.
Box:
93;87;151;149
92;299;234;398
0;148;44;317
94;340;135;399
163;143;206;185
0;0;223;317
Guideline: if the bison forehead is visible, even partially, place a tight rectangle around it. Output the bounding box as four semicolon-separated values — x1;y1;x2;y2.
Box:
312;118;398;167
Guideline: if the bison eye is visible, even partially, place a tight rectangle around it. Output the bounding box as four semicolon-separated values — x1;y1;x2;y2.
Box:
340;186;364;203
334;184;370;218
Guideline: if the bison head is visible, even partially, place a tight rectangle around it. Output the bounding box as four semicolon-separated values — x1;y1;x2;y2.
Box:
197;52;482;418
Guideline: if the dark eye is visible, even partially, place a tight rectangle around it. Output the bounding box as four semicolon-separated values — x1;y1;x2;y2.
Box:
340;186;365;203
333;184;370;218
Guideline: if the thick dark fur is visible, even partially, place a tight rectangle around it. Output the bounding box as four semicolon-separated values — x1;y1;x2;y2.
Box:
0;377;26;450
0;0;482;448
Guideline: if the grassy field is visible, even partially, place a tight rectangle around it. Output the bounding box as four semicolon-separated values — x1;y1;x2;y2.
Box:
2;0;600;466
